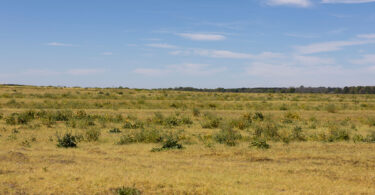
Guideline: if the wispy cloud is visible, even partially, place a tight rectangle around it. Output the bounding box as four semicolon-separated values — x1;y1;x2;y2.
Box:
193;49;284;60
322;0;375;4
134;63;225;76
101;52;113;56
357;34;375;39
294;39;375;54
177;33;226;41
266;0;312;7
146;43;177;49
46;42;74;47
285;33;319;38
67;69;105;75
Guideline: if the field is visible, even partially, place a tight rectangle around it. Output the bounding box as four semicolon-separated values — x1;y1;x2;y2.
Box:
1;85;375;194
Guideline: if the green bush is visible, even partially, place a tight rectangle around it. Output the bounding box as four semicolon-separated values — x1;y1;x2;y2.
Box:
109;128;121;133
118;128;163;145
151;135;183;152
114;186;141;195
57;133;77;148
250;138;270;149
214;124;242;146
201;113;221;129
254;122;279;140
253;112;264;121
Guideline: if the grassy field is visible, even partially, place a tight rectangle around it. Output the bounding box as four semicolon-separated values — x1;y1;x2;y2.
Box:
1;85;375;194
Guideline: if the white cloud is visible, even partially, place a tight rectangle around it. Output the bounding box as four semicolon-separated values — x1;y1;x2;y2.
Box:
67;69;105;75
146;43;177;49
47;42;74;47
293;55;335;66
322;0;375;4
294;40;375;54
177;33;226;41
266;0;312;7
193;49;284;59
134;64;225;76
357;34;375;39
101;52;113;56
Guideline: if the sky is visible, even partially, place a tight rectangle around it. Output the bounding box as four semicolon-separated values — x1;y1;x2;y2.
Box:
1;0;375;88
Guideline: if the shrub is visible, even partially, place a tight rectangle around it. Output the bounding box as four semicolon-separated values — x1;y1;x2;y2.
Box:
201;113;221;129
123;120;144;129
85;128;101;142
180;116;193;125
214;124;242;146
118;128;163;145
5;115;17;125
151;135;183;152
250;138;270;149
282;112;300;123
57;133;77;148
253;112;264;121
291;126;306;141
254;122;279;140
365;131;375;142
109;128;121;133
352;134;365;143
327;127;350;142
114;186;141;195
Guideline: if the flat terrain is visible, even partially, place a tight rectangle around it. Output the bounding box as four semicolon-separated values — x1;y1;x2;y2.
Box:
1;85;375;194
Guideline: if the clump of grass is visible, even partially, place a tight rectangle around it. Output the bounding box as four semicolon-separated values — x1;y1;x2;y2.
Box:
231;112;252;130
56;132;78;148
192;108;200;117
123;120;144;129
291;126;306;141
109;128;121;133
250;137;270;149
200;113;221;129
85;128;101;142
282;111;300;123
114;186;141;195
117;128;163;145
254;121;279;141
252;112;264;121
214;124;242;146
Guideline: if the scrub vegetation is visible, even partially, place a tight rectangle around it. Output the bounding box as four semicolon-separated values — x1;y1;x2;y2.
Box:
1;85;375;194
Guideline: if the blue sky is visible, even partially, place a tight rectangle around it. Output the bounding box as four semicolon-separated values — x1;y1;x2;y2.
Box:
1;0;375;88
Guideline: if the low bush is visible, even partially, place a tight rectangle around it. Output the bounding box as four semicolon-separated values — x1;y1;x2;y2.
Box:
151;135;183;152
114;186;141;195
214;124;242;146
250;138;270;149
254;122;279;140
201;113;221;129
118;128;163;145
56;133;78;148
109;128;121;133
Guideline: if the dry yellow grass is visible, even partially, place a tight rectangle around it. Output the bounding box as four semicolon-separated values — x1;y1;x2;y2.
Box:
1;85;375;194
